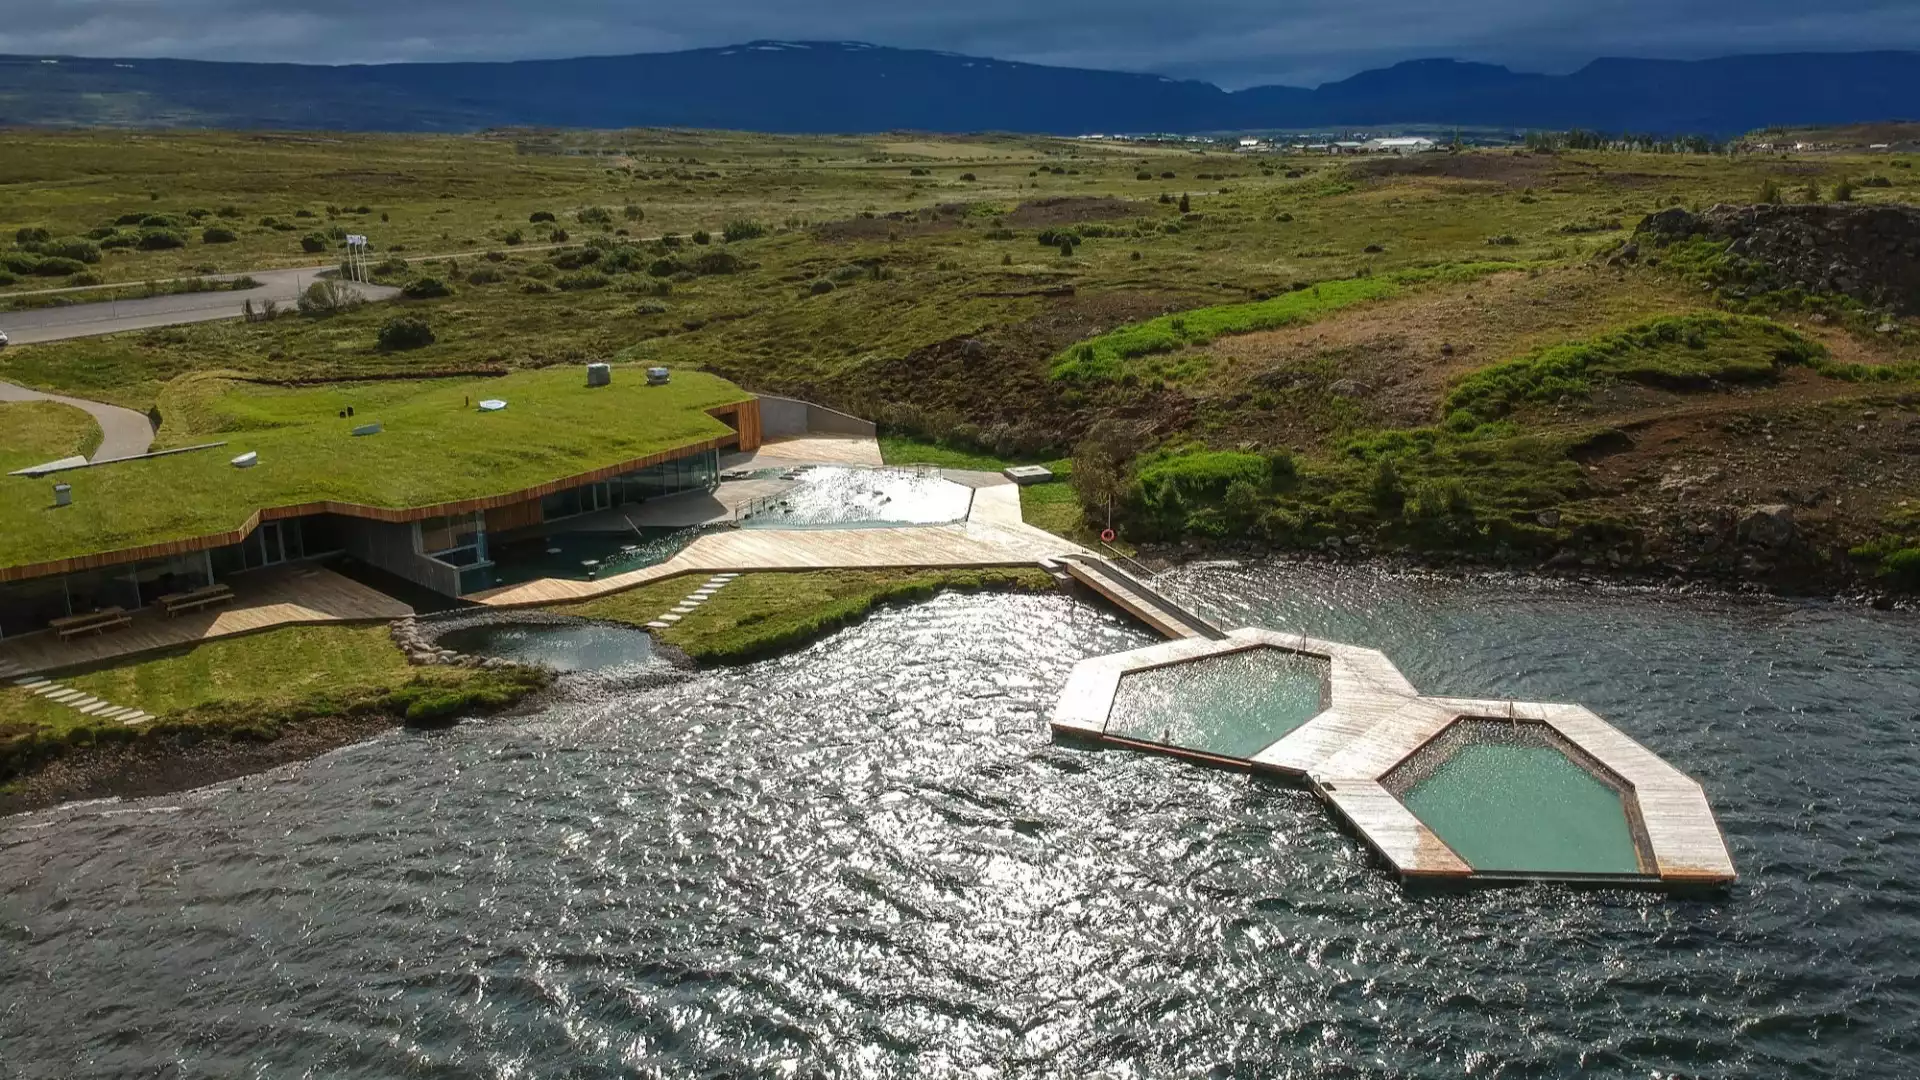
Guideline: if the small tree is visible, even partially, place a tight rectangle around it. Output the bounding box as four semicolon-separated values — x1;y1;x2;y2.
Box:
1070;419;1136;528
300;233;329;253
296;278;361;316
377;315;435;350
1370;458;1406;514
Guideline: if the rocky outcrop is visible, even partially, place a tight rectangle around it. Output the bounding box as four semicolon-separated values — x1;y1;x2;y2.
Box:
1635;203;1920;315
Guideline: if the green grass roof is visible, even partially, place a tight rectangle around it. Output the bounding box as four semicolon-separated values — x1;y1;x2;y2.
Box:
0;366;751;572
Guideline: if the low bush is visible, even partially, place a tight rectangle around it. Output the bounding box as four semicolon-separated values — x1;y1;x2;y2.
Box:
296;278;362;316
299;233;329;253
201;226;238;244
401;276;454;299
722;220;767;242
136;228;186;250
556;271;610;291
529;210;556;223
377;315;435;350
14;226;50;244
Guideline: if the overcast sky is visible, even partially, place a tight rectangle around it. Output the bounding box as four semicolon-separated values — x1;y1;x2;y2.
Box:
5;0;1918;86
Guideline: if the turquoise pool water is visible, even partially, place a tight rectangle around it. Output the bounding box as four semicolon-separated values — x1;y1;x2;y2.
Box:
739;466;971;528
1104;647;1330;759
1397;731;1644;876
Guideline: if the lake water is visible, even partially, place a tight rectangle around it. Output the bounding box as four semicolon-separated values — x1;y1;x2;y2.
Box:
4;561;1920;1076
435;621;657;673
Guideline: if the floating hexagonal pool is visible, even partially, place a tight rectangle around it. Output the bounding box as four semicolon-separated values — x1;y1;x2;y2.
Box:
1106;646;1331;759
1384;719;1648;877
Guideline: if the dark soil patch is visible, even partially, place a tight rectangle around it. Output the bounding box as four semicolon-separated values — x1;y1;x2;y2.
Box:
1002;196;1147;227
813;202;972;242
0;712;401;816
840;289;1194;448
1348;153;1561;188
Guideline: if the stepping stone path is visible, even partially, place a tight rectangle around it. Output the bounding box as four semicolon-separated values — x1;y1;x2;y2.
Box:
641;574;739;635
11;674;151;725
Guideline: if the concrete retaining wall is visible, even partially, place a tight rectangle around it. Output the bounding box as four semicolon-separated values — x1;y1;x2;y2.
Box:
755;394;877;439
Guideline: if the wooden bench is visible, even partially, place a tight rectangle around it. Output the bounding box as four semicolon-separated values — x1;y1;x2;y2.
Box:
50;607;132;640
158;584;235;617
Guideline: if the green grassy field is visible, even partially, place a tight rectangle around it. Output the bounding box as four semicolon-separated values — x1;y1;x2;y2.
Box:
0;400;101;472
0;623;548;783
3;129;1918;589
0;366;748;568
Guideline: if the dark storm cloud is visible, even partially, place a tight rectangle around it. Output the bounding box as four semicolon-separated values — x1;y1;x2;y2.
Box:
4;0;1918;86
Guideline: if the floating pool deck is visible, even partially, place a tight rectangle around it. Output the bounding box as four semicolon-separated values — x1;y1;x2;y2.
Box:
1051;626;1737;889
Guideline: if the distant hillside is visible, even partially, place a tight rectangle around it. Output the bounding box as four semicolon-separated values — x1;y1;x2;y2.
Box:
2;41;1918;135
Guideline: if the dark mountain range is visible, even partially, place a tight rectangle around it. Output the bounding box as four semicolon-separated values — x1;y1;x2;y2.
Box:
1;40;1916;135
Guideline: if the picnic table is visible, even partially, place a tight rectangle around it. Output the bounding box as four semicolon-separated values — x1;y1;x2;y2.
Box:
50;607;132;639
158;583;234;617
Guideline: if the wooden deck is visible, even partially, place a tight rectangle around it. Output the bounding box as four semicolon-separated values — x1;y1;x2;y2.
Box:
0;565;411;676
1047;596;1737;887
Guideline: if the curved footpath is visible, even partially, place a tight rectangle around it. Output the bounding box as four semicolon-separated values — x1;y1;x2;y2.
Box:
0;272;399;346
0;379;155;462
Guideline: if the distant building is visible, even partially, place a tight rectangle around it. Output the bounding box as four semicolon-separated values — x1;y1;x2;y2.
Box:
1367;136;1438;154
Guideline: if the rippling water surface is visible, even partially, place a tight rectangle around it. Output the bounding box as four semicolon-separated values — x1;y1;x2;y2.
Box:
5;562;1920;1077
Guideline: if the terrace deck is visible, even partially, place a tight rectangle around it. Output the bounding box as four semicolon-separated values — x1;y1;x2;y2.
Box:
0;565;410;677
1047;586;1738;888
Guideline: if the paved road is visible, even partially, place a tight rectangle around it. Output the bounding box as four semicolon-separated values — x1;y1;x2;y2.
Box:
0;271;400;346
0;380;155;462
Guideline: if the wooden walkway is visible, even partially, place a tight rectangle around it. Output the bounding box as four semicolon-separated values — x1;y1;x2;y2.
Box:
0;565;411;676
1058;556;1222;640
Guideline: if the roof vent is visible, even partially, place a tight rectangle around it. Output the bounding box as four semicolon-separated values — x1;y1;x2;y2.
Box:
231;451;258;468
53;482;72;507
351;422;382;436
478;399;507;412
586;362;611;387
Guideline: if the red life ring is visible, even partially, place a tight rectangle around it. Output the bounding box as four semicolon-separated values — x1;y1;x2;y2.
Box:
1100;528;1116;543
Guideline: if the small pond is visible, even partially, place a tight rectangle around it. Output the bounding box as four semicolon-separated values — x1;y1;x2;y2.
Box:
436;622;656;673
1105;646;1331;759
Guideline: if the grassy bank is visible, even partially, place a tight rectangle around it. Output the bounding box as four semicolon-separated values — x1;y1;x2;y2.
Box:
0;624;550;788
0;400;101;473
553;567;1058;663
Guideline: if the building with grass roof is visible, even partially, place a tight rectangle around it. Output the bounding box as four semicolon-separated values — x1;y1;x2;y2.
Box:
0;365;763;637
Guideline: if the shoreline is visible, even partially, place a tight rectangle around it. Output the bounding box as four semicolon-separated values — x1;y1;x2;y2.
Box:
6;555;1908;820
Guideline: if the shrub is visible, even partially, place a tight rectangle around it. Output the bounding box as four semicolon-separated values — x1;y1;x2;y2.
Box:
520;281;553;294
28;256;86;276
688;250;744;275
1370;458;1406;513
0;270;13;286
66;271;104;287
373;256;410;278
98;233;138;250
623;204;644;221
551;227;569;243
809;279;836;295
1486;233;1519;246
722;219;767;242
466;266;507;285
300;233;329;253
137;229;186;250
959;173;977;181
377;315;435;350
14;226;50;243
1757;179;1782;204
550;247;601;271
556;271;610;291
113;212;148;226
201;226;239;244
634;300;668;315
401;276;454;299
43;238;101;262
692;229;711;245
139;214;180;229
529;210;556;223
576;206;614;226
646;257;680;278
1833;177;1856;202
297;278;361;316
